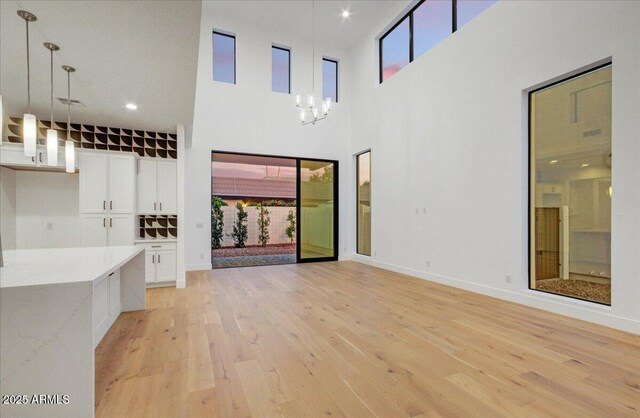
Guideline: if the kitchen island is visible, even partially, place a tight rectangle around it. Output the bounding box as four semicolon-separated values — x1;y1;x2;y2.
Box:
0;246;145;418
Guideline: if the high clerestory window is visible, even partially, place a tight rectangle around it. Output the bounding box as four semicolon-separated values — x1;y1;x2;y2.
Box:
379;0;497;82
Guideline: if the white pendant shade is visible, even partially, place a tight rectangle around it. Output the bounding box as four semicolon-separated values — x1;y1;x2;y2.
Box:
65;140;75;173
46;129;58;165
23;113;37;156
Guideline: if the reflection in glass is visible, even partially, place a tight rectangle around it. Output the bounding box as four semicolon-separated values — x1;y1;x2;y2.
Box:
357;152;371;256
530;65;612;305
300;160;335;259
272;47;290;94
381;18;410;82
413;0;452;58
457;0;497;29
323;59;338;103
213;32;235;84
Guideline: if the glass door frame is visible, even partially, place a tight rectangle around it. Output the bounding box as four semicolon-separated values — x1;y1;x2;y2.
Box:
296;158;340;263
211;150;339;265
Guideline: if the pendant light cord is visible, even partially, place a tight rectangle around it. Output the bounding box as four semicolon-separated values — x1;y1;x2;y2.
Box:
50;49;54;124
312;0;315;95
25;19;31;114
67;70;71;140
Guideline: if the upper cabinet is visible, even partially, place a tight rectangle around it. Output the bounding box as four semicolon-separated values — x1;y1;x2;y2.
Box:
80;152;136;214
0;143;78;171
137;158;177;215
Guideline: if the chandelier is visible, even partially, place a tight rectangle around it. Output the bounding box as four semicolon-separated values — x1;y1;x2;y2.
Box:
295;0;332;125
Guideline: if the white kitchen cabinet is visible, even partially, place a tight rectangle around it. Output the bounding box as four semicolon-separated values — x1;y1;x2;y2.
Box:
136;158;177;215
108;215;135;246
81;214;108;247
80;153;109;213
137;159;157;214
157;161;177;214
136;241;177;284
80;152;135;214
108;155;136;214
0;143;77;171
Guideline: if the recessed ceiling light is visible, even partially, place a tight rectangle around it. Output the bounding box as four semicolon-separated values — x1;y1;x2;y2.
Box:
549;160;558;164
125;103;137;110
341;9;350;19
581;163;589;167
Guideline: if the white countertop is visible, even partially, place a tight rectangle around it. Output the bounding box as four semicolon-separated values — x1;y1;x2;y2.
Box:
0;246;144;288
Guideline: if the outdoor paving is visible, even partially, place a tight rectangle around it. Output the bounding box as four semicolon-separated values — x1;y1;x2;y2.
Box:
212;253;296;268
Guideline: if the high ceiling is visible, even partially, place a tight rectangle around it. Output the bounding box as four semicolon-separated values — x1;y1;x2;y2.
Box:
1;0;401;136
208;0;401;47
0;0;201;134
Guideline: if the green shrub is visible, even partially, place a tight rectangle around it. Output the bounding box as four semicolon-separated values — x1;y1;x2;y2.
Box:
285;209;296;243
256;204;271;247
231;202;248;248
211;196;227;249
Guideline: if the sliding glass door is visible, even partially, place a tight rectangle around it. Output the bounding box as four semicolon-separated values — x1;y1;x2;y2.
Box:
298;159;338;261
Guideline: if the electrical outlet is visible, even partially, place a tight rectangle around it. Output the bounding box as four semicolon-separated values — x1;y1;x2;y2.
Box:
505;275;512;284
199;253;204;260
415;208;419;214
46;222;54;230
196;223;204;229
374;251;377;257
422;207;426;214
426;260;430;268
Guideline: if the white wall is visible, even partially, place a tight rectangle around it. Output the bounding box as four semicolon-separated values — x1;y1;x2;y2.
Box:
14;171;81;249
186;1;352;270
347;0;640;333
0;167;16;250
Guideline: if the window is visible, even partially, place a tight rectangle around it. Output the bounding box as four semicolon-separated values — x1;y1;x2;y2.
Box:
380;17;410;82
212;31;235;84
529;64;612;305
322;58;338;103
272;46;290;94
379;0;496;82
413;0;452;59
357;151;371;256
456;0;497;29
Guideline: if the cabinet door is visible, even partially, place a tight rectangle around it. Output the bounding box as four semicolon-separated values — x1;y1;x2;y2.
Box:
108;155;136;214
156;250;176;282
108;215;134;246
81;215;108;247
137;159;157;214
0;145;37;167
157;161;177;214
80;153;108;213
145;251;156;283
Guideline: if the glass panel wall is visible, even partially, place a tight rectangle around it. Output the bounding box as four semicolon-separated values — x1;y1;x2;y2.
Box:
530;64;612;305
380;17;410;82
357;152;371;256
413;0;452;59
300;160;336;260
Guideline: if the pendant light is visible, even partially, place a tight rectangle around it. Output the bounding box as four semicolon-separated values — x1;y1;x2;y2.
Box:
62;65;76;173
44;42;60;166
17;10;37;156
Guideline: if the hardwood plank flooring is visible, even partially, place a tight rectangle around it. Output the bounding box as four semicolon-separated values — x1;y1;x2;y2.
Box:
95;261;640;417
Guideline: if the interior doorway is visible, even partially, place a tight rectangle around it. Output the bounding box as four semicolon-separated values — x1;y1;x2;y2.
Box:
211;151;338;268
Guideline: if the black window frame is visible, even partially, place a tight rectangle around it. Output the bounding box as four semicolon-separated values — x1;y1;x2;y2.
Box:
356;150;371;256
322;57;339;103
271;45;291;94
380;0;493;83
527;61;613;306
212;30;236;84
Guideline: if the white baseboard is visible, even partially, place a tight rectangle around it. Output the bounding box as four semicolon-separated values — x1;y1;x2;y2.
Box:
186;263;212;271
176;279;186;289
346;255;639;334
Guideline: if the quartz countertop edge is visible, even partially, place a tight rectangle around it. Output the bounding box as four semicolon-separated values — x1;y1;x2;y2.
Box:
0;246;144;289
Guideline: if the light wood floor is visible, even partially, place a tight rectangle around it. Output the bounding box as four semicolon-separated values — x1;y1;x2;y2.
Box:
95;261;640;418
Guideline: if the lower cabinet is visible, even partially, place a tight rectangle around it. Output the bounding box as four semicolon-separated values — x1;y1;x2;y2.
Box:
81;214;134;246
136;242;177;284
93;269;121;347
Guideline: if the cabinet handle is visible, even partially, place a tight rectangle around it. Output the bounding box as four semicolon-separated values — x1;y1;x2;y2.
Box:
154;202;157;211
151;245;161;248
158;254;161;263
160;202;162;211
110;218;113;228
152;254;155;264
108;272;114;277
39;153;43;163
103;218;106;227
103;200;106;210
110;201;113;210
31;156;36;163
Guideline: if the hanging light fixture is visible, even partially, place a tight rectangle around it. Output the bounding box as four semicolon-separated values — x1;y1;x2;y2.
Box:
295;0;332;126
62;65;76;173
17;10;38;156
44;42;60;166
